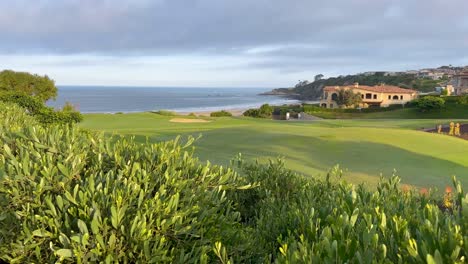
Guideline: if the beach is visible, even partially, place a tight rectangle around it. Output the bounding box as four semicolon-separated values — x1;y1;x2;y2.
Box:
176;107;246;117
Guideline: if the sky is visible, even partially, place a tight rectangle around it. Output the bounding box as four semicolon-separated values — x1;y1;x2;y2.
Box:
1;0;468;87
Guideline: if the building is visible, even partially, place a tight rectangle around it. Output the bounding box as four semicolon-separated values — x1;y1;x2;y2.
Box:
451;70;468;95
417;70;445;80
320;83;419;108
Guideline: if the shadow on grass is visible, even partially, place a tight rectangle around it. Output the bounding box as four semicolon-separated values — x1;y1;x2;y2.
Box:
116;127;467;190
188;128;468;190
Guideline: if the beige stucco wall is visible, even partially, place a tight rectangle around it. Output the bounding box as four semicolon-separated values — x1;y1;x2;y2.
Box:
320;87;418;108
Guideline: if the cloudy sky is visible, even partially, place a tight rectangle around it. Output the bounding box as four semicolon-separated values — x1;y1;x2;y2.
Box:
1;0;468;87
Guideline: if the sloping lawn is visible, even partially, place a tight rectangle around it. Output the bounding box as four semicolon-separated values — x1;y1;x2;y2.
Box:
81;113;468;190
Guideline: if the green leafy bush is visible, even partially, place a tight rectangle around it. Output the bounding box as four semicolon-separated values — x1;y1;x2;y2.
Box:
0;102;247;263
243;108;260;117
210;110;232;117
457;95;468;105
0;92;83;124
0;102;467;263
243;104;273;118
0;70;57;101
35;107;83;124
414;96;445;112
0;92;44;114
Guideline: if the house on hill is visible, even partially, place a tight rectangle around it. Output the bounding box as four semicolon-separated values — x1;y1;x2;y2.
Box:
320;83;419;108
452;70;468;95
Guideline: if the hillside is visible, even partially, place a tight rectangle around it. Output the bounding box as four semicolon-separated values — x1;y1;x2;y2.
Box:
269;72;448;100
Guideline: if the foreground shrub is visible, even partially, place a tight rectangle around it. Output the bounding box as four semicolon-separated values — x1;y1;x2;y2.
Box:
0;103;248;263
210;110;232;117
234;162;468;263
0;102;467;263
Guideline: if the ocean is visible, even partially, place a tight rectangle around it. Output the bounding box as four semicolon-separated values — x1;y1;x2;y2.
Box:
47;86;300;113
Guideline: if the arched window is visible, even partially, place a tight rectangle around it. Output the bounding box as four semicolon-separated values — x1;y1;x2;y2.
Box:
331;93;338;101
321;103;327;108
392;95;399;100
324;92;329;99
400;95;403;100
373;94;377;99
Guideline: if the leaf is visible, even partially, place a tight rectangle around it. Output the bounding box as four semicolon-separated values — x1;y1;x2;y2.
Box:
59;234;71;247
91;217;100;235
350;208;359;227
111;206;118;229
380;212;387;230
77;219;88;234
32;229;52;237
56;249;73;258
57;163;69;177
56;195;64;211
64;191;78;205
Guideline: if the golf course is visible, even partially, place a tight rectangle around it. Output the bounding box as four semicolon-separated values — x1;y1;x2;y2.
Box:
80;113;468;190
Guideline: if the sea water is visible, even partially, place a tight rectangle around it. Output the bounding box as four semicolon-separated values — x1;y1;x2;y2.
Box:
47;86;299;113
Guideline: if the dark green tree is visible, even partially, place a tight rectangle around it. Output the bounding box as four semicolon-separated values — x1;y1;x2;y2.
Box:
414;96;445;112
314;74;324;81
0;70;58;101
335;89;362;108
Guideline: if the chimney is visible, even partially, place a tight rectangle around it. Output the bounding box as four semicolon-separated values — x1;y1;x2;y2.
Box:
354;82;359;88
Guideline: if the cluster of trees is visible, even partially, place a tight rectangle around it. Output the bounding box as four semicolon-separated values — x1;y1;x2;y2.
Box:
210;110;233;117
0;70;82;124
243;104;273;118
0;102;466;262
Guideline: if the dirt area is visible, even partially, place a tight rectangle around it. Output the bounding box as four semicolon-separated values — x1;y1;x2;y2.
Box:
424;123;468;140
169;118;211;123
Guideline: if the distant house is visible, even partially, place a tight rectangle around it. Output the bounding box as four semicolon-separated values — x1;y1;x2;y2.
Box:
451;70;468;95
320;83;419;109
417;70;445;80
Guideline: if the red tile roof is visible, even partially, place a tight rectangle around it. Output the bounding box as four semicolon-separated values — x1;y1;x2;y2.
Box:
323;85;418;94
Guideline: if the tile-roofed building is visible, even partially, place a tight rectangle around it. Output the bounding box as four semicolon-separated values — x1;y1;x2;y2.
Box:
451;69;468;95
320;83;419;109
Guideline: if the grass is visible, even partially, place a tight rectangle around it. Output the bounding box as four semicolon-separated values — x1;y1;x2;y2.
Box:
80;113;468;190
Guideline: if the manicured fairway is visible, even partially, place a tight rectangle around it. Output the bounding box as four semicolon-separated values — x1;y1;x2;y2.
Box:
81;113;468;190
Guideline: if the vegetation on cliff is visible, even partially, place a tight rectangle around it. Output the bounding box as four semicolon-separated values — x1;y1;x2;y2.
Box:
270;72;449;100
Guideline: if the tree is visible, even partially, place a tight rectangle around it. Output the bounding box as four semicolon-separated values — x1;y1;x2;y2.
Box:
0;70;57;102
335;89;362;108
294;80;309;88
314;74;324;82
414;96;445;112
258;104;273;117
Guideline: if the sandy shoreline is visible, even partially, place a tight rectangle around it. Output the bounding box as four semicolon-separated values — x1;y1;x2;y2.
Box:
175;107;248;117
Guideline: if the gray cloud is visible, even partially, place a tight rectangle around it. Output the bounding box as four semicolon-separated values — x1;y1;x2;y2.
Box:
1;0;467;76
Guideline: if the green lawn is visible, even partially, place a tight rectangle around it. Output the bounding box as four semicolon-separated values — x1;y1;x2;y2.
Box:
80;113;468;190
